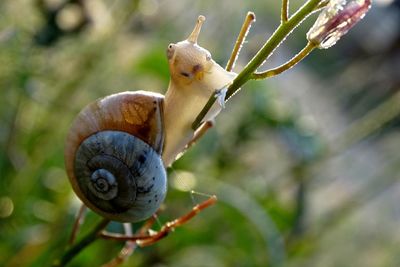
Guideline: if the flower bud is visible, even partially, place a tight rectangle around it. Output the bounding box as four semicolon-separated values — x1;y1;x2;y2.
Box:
307;0;372;49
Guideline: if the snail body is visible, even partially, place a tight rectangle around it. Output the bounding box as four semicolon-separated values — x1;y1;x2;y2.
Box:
162;15;237;166
65;16;236;222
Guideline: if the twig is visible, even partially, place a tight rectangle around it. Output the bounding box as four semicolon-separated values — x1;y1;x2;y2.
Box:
192;0;323;130
101;223;138;267
226;12;256;71
281;0;289;23
68;205;87;245
251;42;316;79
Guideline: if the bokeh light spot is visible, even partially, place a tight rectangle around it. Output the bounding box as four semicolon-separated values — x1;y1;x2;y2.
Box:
0;197;14;218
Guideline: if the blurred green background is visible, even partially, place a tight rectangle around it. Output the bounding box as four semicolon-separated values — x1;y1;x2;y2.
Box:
1;0;400;266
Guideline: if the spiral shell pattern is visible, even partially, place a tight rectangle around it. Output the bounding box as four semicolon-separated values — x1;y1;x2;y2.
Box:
74;130;166;222
65;91;167;222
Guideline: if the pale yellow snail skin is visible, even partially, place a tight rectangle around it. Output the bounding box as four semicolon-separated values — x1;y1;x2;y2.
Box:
162;15;237;166
64;16;236;223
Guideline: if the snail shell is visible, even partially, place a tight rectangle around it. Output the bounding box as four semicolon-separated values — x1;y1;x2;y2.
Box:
65;91;167;222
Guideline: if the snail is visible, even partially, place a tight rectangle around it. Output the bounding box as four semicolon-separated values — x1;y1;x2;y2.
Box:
64;16;237;223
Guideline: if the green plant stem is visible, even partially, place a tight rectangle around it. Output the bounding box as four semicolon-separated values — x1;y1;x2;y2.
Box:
225;11;256;72
315;0;330;11
282;0;289;22
251;41;316;79
53;219;110;267
192;0;322;130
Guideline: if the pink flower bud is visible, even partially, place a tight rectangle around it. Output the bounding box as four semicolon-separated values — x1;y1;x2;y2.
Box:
307;0;372;49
